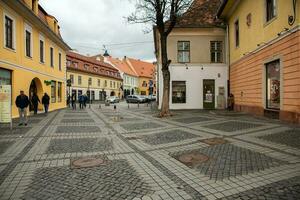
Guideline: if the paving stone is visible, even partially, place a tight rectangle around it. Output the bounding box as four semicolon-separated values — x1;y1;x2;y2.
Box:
60;118;95;123
203;121;263;132
0;127;32;135
120;122;164;131
172;116;213;124
55;126;101;133
142;129;198;145
22;160;153;200
46;138;113;154
171;144;286;180
0;141;15;154
219;176;300;200
63;114;90;118
258;128;300;149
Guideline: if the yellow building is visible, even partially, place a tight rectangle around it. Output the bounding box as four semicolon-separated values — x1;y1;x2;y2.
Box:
218;0;300;123
0;0;70;118
125;57;156;96
67;51;123;101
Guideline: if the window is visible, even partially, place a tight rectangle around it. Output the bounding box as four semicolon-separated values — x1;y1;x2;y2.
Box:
58;53;62;71
70;74;74;84
78;76;82;85
178;41;190;63
266;0;276;22
142;81;147;87
51;81;56;103
50;47;54;67
266;60;280;109
172;81;186;104
234;20;239;47
57;82;62;102
98;79;100;87
5;16;14;49
110;81;112;88
88;77;92;86
105;80;107;87
67;60;71;67
210;41;222;63
94;67;98;72
39;39;44;63
84;64;89;70
113;81;116;88
73;62;78;68
32;0;36;12
25;30;32;57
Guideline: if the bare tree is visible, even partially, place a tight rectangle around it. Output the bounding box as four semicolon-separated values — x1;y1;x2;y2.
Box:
128;0;192;117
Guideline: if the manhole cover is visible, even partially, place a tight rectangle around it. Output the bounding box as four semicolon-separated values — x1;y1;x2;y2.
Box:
200;138;228;145
71;157;107;169
178;152;209;167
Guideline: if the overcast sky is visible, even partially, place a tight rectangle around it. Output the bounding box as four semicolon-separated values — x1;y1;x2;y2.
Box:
39;0;155;62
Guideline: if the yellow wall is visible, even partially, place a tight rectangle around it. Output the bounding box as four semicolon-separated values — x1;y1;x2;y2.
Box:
138;77;151;95
226;0;300;63
0;2;67;118
67;70;122;95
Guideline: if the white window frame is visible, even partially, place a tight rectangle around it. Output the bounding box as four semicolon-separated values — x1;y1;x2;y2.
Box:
3;11;16;51
39;33;45;64
24;23;33;58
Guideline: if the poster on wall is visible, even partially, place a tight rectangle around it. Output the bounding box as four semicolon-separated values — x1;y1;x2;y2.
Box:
0;85;12;123
205;90;213;103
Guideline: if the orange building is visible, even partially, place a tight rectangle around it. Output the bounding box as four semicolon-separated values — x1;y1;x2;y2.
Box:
218;0;300;123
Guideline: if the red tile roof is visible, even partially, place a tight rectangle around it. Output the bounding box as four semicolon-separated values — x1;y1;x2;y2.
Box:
174;0;224;28
67;51;122;80
126;58;155;79
107;57;138;77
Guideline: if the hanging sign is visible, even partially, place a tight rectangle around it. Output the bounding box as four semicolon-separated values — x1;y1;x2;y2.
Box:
0;85;12;123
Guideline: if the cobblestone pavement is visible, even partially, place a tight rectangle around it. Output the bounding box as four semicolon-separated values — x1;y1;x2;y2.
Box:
0;102;299;200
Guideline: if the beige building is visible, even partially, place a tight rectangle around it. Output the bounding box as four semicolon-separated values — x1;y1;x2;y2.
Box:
154;0;228;109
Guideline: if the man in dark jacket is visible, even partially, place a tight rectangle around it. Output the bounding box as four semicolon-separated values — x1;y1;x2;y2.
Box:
42;93;50;113
31;92;40;115
15;90;30;126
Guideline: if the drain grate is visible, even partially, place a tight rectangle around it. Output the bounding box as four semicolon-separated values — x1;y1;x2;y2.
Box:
71;157;109;169
177;152;209;167
126;136;142;140
200;137;229;146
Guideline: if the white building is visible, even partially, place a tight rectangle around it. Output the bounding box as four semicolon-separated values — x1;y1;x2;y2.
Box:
154;0;228;110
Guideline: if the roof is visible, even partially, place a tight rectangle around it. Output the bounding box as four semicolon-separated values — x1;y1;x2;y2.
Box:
126;58;155;79
173;0;225;28
107;57;138;77
67;51;122;80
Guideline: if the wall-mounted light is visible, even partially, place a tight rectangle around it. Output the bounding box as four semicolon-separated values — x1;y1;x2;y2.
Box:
185;63;188;70
277;28;289;36
201;66;204;70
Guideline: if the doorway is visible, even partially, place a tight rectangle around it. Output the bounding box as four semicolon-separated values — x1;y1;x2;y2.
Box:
203;79;215;109
29;78;43;111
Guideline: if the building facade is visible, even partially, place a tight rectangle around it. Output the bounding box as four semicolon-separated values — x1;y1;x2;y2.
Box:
218;0;300;123
154;0;228;109
105;56;139;98
0;0;70;118
125;57;156;96
66;51;122;101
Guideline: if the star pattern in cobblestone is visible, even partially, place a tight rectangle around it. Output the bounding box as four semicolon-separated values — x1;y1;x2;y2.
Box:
172;144;286;180
120;122;164;131
60;118;95;123
22;160;153;200
46;138;113;154
142;129;199;145
172;116;213;124
55;126;101;133
203;121;263;132
258;129;300;149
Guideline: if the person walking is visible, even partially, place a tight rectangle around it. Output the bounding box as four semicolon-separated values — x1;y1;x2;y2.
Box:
31;92;40;115
71;94;77;110
78;95;84;109
15;90;30;126
42;93;50;113
83;94;88;108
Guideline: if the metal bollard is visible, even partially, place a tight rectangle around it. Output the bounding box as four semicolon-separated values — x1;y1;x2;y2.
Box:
138;102;139;108
99;104;101;109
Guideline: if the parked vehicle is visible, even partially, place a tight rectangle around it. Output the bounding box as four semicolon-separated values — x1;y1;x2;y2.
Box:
106;96;120;104
126;95;146;103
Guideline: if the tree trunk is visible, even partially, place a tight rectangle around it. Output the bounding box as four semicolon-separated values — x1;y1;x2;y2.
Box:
159;34;171;117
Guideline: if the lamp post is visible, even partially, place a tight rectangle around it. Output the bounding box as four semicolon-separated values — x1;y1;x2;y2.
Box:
88;78;91;108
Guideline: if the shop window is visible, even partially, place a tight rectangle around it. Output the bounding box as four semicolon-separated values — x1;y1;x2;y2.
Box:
51;81;56;103
172;81;186;104
266;0;276;22
178;41;190;63
0;69;11;85
210;41;222;63
266;60;280;110
58;82;62;102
